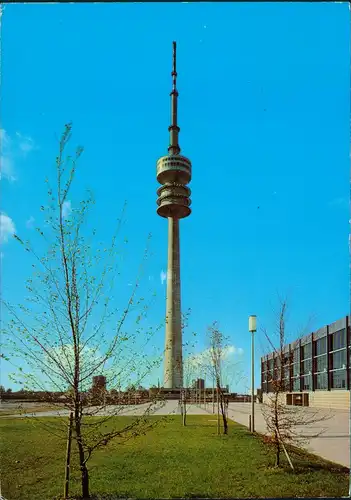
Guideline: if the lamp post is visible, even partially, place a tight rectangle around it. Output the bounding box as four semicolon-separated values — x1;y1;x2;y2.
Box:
249;315;257;433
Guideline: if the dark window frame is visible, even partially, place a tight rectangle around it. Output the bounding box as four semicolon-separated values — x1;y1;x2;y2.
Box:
330;348;347;370
315;336;327;356
314;371;328;390
331;329;346;351
330;368;347;389
301;373;312;391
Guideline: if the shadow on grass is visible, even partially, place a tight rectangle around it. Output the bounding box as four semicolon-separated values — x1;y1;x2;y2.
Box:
253;431;350;474
288;449;349;473
66;497;222;500
302;434;350;439
294;462;349;474
64;496;142;500
183;422;217;428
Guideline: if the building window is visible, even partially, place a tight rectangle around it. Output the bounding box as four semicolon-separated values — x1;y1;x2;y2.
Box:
331;349;346;370
301;343;312;360
314;372;328;390
302;359;312;374
315;354;327;372
293;363;300;377
292;377;300;391
294;348;300;362
331;329;346;351
315;337;327;356
331;369;346;389
301;374;311;391
283;378;290;391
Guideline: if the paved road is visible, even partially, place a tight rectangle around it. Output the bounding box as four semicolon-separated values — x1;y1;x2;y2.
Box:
1;400;349;468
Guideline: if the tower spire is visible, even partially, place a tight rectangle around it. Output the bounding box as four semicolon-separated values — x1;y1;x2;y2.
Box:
168;41;180;156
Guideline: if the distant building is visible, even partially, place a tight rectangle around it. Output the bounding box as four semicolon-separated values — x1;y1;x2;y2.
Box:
261;316;350;410
89;375;107;402
192;378;205;390
92;376;107;391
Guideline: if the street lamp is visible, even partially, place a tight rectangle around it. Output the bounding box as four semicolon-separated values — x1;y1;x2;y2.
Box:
249;315;257;433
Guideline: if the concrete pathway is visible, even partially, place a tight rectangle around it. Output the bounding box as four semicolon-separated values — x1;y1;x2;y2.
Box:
223;402;350;468
0;400;208;418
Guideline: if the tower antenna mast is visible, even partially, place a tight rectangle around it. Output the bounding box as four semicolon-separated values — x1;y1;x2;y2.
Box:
168;41;180;156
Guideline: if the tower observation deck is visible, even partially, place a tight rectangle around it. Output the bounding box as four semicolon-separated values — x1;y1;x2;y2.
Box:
156;42;192;390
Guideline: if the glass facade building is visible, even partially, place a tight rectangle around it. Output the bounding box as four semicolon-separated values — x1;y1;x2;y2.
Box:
261;316;350;396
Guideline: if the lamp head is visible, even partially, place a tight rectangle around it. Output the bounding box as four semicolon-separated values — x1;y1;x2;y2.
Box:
249;315;257;333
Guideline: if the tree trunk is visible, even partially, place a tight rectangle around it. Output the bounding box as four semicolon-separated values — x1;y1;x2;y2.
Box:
219;396;228;435
274;392;280;467
275;437;280;467
216;386;220;435
64;411;73;499
75;419;90;498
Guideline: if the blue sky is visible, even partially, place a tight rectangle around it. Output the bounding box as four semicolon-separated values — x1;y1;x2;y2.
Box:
1;3;349;393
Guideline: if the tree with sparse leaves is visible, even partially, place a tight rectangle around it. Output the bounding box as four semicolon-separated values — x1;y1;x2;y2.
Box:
178;311;198;426
2;123;167;499
206;322;230;435
261;298;332;469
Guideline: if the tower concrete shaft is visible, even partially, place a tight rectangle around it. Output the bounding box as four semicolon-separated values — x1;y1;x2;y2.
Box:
164;217;183;388
156;42;192;391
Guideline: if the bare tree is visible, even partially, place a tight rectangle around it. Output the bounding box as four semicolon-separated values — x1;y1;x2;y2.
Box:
2;123;166;499
181;342;200;425
261;298;332;469
172;309;197;426
206;322;230;435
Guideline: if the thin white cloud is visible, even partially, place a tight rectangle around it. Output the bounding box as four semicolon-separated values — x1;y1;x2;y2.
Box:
62;200;72;219
0;213;16;243
0;129;11;147
160;270;167;285
26;216;35;229
226;345;244;356
0;129;36;182
185;345;244;370
15;131;36;155
0;155;16;182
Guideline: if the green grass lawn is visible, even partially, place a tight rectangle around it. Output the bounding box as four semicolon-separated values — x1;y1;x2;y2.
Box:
0;414;348;499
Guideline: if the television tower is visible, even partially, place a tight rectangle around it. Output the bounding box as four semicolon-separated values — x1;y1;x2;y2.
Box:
156;42;192;390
